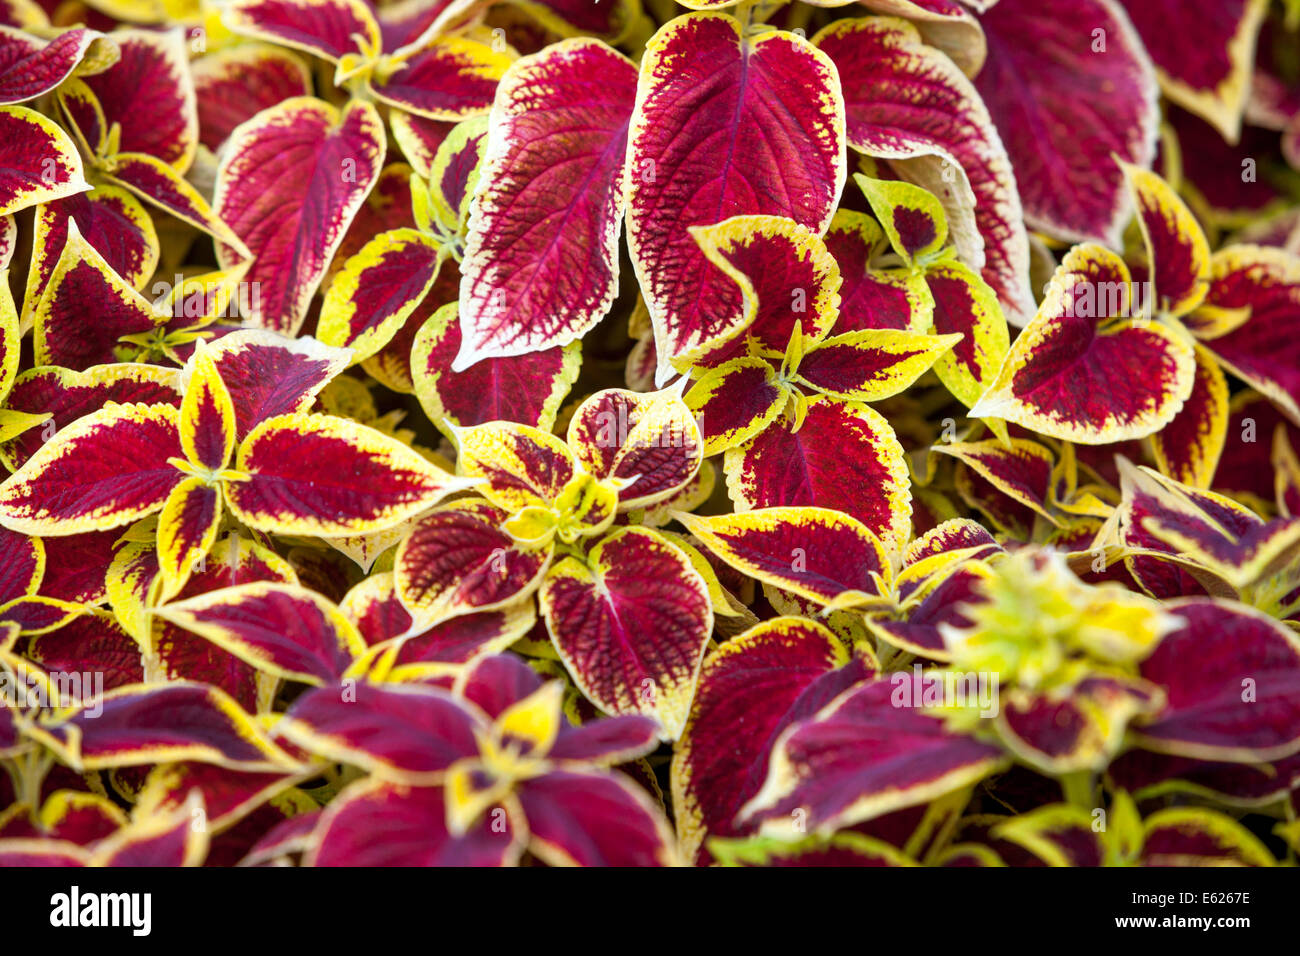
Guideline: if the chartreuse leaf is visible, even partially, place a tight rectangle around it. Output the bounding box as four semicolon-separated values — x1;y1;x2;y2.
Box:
855;174;948;269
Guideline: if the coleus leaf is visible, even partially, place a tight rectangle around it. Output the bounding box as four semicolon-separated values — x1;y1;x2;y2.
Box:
825;210;934;333
856;174;949;269
869;560;994;659
995;676;1165;776
738;674;1007;835
365;34;513;121
341;572;419;645
308;777;524;867
994;795;1275;866
24;184;158;322
51;36;237;250
969;0;1159;246
1128;804;1277;866
418;114;486;239
685;356;787;454
155;477;223;596
1123;161;1211;318
319;227;447;363
0;25;100;105
905;516;1002;566
144;534;299;690
513;767;679;867
223;0;383;62
333;162;420;284
1191;246;1300;426
1132;598;1300;762
79;27;197;171
100;150;250;257
925;259;1010;412
724;395;912;552
794;328;964;402
87;790;212;868
83;149;245;256
225;0;510;118
278;680;481;782
27;611;144;693
301;657;673;866
359;269;458;394
0;363;181;471
0;212;12;268
178;344;236;473
0;525;41;601
196;329;351;442
0;266;18;405
669;616;870;862
814;16;1033;324
191;43;313;150
452;419;579;514
540;526;712;738
566;385;703;511
626;13;845;377
1107;749;1300;808
708;831;918;867
393;498;552;624
155;582;367;685
390;111;455;179
0;592;84;636
971;244;1196;443
135;761;313;836
26;681;299;771
1151;342;1229;489
846;174;1012;414
855;0;988;76
456;37;637;364
0;401;183;534
1116;0;1268;142
213;96;385;335
225;412;475;536
0;787;128;844
0;104;89;216
932;438;1059;525
354;589;534;676
1134;469;1300;591
148;623;263;718
30;220;163;370
412;302;580;434
684;214;842;369
1110;458;1266;596
678;507;892;608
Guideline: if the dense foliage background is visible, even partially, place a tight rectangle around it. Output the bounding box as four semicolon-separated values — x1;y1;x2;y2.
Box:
0;0;1298;867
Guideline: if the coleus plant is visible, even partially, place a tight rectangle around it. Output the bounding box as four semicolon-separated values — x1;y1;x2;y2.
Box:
0;0;1298;870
